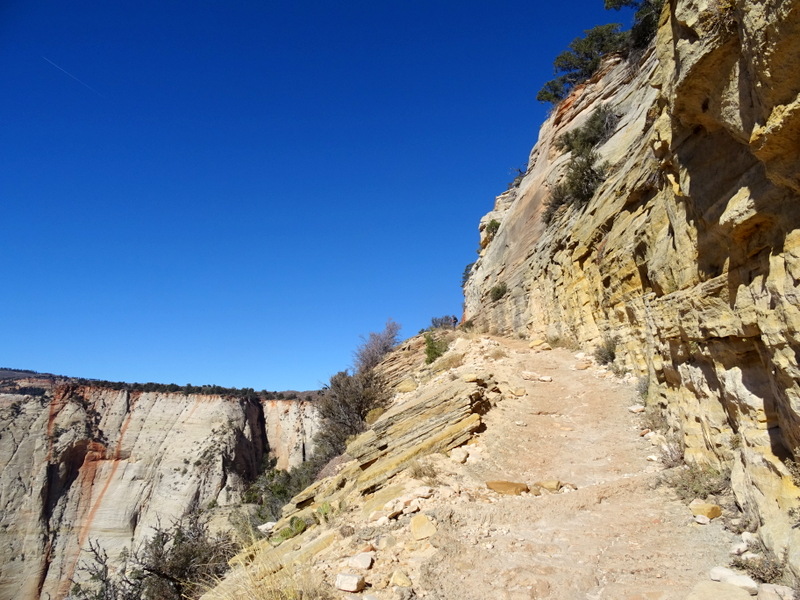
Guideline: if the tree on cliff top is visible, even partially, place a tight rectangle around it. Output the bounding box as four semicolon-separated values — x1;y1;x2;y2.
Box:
605;0;665;49
536;23;627;104
537;0;665;104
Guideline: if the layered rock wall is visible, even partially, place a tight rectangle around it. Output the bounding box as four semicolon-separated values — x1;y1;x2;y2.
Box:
465;0;800;577
0;385;316;600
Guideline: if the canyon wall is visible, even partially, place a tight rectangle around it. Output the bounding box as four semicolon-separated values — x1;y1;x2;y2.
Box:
465;0;800;577
0;384;317;600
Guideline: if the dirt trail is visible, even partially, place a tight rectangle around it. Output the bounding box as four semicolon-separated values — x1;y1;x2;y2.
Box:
414;337;733;600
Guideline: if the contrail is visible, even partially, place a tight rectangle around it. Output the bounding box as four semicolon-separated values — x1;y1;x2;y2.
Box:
41;56;105;98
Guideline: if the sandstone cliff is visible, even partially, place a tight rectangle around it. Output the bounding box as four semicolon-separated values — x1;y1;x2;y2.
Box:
0;383;317;600
464;0;800;578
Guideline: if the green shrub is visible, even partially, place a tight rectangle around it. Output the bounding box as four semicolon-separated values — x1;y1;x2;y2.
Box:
490;282;508;302
461;262;475;288
485;219;500;241
543;106;616;225
557;105;619;153
605;0;665;50
424;333;449;364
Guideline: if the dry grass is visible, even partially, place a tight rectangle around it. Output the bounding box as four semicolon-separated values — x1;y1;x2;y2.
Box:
406;458;438;485
667;464;730;501
203;560;334;600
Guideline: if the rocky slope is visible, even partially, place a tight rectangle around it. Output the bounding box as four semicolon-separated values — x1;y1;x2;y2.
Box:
0;382;317;600
203;333;795;599
464;0;800;578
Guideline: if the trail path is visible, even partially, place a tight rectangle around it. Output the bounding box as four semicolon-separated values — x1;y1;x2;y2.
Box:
409;337;734;599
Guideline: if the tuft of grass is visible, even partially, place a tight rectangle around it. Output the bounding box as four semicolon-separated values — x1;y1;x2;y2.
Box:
668;464;730;501
490;282;508;302
593;336;617;365
785;448;800;487
406;459;438;485
731;547;787;584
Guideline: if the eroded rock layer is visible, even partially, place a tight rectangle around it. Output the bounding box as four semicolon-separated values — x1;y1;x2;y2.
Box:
0;385;316;600
464;0;800;577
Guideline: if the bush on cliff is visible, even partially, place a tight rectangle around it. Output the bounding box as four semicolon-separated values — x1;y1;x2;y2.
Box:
71;509;236;600
244;321;397;521
542;106;617;224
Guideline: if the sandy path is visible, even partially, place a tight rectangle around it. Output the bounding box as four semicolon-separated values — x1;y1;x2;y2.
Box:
416;339;733;600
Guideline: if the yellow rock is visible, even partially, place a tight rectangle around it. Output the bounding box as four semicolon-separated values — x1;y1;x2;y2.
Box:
410;514;437;540
390;570;413;587
535;480;562;492
486;480;529;495
689;500;722;520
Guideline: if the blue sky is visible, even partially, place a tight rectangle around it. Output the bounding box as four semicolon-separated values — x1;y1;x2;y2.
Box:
1;1;633;391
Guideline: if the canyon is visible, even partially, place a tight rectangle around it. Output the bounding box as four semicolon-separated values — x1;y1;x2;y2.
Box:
0;378;317;600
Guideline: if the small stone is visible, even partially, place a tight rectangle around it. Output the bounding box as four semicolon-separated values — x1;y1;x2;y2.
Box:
463;373;479;383
639;428;652;436
689;499;722;519
390;569;413;587
538;376;553;382
412;486;434;499
535;480;562;492
376;534;396;550
450;447;469;463
694;515;711;525
628;404;646;413
256;521;277;534
410;514;437;540
514;421;527;427
486;481;529;495
730;542;749;555
375;516;390;527
646;455;660;462
529;339;546;348
335;573;366;593
347;552;375;570
740;552;762;562
687;581;752;599
402;499;421;515
741;531;759;545
539;343;552;351
574;362;591;370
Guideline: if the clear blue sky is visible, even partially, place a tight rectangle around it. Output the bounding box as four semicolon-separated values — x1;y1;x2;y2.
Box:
1;1;633;391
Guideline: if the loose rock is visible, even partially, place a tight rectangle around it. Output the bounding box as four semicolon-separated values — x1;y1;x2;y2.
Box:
335;573;366;593
486;481;529;495
410;514;437;540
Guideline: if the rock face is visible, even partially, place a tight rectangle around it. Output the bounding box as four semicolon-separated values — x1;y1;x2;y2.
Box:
0;384;317;600
464;0;800;579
